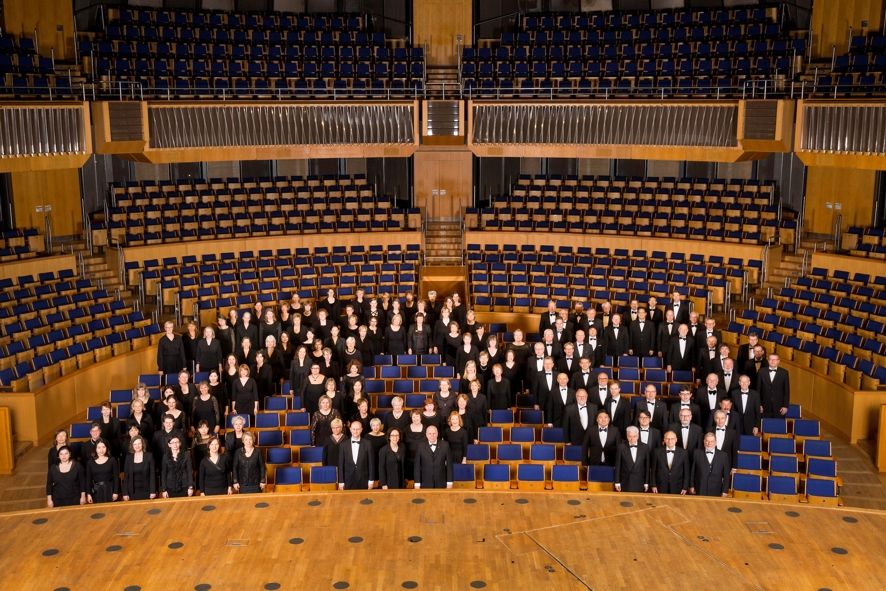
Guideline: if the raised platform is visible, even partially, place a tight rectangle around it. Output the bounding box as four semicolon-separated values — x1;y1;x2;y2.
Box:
3;491;883;589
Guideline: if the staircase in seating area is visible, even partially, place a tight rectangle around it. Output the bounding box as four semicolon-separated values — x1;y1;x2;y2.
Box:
424;218;463;266
425;65;460;99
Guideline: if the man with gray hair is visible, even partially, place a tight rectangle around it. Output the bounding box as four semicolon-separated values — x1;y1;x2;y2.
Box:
614;426;650;493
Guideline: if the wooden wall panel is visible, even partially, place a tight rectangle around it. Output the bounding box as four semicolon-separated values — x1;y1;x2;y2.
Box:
810;0;884;57
413;0;472;65
414;148;473;219
0;254;76;280
0;0;76;59
811;252;886;278
803;166;877;235
11;169;83;237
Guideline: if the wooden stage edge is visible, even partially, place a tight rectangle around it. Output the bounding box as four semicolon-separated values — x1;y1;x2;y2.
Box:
1;490;884;590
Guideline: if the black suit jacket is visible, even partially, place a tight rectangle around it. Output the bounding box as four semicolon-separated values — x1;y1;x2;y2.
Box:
697;348;721;377
693;386;727;429
697;329;723;351
646;306;664;329
670;422;703;451
732;389;762;435
758;367;790;416
736;343;754;372
669;301;690;325
637;426;662;452
615;443;650;492
692;448;731;496
604;325;630;358
570;371;594;393
634;399;668;432
545;387;575;428
652;447;691;493
413;440;452;488
585;340;606;367
657;322;677;357
666;337;695;371
669;402;702;427
563;402;597;446
602;396;631;435
629;322;656;356
743;357;767;390
533;372;557;414
541;340;562;361
556;355;580;378
538;311;558;336
338;438;376;489
582;425;620;466
712;427;739;466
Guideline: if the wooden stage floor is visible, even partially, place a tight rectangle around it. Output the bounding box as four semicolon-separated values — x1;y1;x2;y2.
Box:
1;491;884;590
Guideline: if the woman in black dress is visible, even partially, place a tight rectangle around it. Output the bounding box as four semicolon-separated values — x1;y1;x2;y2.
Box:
231;364;259;421
309;338;325;365
162;389;189;438
160;434;194;498
232;432;266;494
357;325;379;367
207;369;227;415
252;350;275;408
443;412;469;466
432;305;452;355
485;334;504;367
46;446;86;507
173;370;197;415
404;410;426;482
133;382;158;426
443;321;462;368
127;398;155;441
456;394;477;444
303;363;327;416
502;349;523;406
289;346;311;401
382;395;410;435
191;420;214;468
222;354;239;412
97;401;122;460
420;397;442;431
192;381;221;435
322;376;343;414
321;417;346;468
237;336;257;368
456;332;479;378
85;439;119;504
47;429;69;467
434;379;457;419
465;380;488;441
181;321;199;374
199;437;231;496
157;320;186;375
122;436;156;501
385;313;407;356
486;363;511;411
278;331;295;378
366;417;387;459
341;360;365;419
352;398;375;434
259;308;281;349
310;395;341;446
224;415;247;457
378;428;405;490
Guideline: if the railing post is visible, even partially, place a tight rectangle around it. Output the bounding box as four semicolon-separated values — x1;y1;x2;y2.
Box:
830;45;837;72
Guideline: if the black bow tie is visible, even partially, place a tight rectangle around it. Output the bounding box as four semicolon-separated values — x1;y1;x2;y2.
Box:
679;337;686;341
724;373;731;377
640;429;648;433
666;450;675;454
706;451;714;455
578;406;586;411
545;373;551;376
717;427;725;431
430;443;436;448
769;368;777;372
352;440;360;443
741;391;749;395
582;372;589;376
629;445;637;448
599;428;607;433
708;390;717;395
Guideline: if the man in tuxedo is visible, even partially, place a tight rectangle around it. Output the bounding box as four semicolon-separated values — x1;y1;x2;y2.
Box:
525;342;546;392
690;432;731;497
556;342;580;378
571;302;590;335
563;388;596;446
635;410;661;452
614;427;650;493
732;375;762;436
591;371;611;409
758;354;790;418
604;314;630;358
687;311;702;343
743;344;768;390
669;290;690;325
625;299;641;326
571;357;594;392
583;410;620;466
538;300;559;335
697;335;721;377
736;333;760;371
585;308;604;338
552;317;571;351
657;309;677;359
338;421;376;490
603;381;631;436
634;383;668;432
720;358;738;393
586;327;606;367
694;373;726;429
712;398;741;432
716;345;733;375
666;324;695;372
669;388;701;427
413;426;452;489
599;300;613;329
573;329;589;360
628;307;656;357
541;329;561;360
652;431;690;495
671;408;703;451
646;296;663;329
699;317;722;351
532;357;556;415
545;372;574;429
711;410;738;466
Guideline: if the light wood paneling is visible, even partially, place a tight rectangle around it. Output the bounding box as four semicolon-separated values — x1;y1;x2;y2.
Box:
804;167;877;234
0;0;75;59
0;346;158;445
0;492;884;590
413;0;472;66
811;0;884;57
878;405;886;472
811;252;886;278
0;408;14;475
0;254;76;281
414;147;473;219
11;169;83;236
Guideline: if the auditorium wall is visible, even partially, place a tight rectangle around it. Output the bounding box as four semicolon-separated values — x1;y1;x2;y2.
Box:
811;0;884;57
413;0;472;65
804;166;877;234
11;169;83;237
1;0;75;59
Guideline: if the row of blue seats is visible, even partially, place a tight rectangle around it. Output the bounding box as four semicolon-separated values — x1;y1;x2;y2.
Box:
0;54;54;74
112;9;366;31
89;41;422;62
519;8;772;31
0;34;36;54
113;221;414;245
1;301;135;337
475;221;770;243
482;38;805;58
112;174;369;188
462;76;769;97
132;244;420;269
109;207;413;223
468;243;754;261
105;77;423;97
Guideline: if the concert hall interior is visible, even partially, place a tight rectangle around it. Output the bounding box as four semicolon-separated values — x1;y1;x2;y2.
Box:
1;0;886;588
